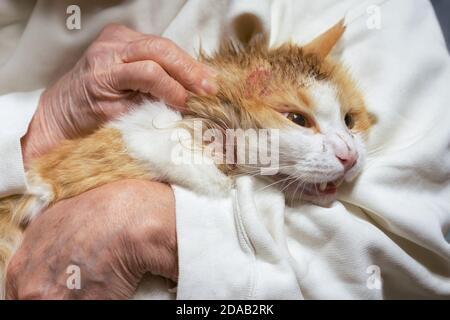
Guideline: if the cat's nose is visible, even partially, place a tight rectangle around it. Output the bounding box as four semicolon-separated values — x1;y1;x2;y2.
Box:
328;134;357;170
336;152;357;170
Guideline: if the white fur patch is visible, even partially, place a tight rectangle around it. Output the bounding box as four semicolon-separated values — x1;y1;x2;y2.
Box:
110;100;231;197
24;172;54;222
309;81;342;127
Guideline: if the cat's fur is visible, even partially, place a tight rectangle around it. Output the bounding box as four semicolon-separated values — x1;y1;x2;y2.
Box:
0;20;373;297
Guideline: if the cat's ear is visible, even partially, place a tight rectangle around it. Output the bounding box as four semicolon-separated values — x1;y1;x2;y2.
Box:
303;19;346;61
218;13;269;55
368;112;378;126
232;13;267;47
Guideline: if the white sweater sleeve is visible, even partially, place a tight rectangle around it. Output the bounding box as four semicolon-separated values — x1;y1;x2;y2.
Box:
0;90;43;197
172;183;303;300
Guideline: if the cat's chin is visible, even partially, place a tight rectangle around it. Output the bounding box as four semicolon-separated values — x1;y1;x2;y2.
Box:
283;188;337;207
296;193;337;207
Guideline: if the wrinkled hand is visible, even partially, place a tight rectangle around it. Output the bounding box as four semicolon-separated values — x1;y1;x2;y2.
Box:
5;180;177;299
22;23;217;166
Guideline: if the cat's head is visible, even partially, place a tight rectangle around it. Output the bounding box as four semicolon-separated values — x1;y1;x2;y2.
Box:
186;20;374;205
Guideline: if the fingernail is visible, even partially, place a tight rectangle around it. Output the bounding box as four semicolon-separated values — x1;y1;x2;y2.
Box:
200;78;218;95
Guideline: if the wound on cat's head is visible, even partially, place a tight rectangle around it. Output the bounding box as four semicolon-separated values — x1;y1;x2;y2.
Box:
186;19;374;206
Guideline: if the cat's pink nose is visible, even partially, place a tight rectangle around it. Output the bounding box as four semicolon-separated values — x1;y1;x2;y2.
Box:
336;152;357;170
327;134;357;170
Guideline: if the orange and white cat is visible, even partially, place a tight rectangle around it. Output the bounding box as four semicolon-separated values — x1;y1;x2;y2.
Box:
0;20;373;296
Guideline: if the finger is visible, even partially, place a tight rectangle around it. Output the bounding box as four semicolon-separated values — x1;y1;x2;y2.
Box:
111;60;188;109
121;37;217;95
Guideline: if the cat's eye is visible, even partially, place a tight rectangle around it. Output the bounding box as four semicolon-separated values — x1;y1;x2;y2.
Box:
344;113;355;129
287;113;311;128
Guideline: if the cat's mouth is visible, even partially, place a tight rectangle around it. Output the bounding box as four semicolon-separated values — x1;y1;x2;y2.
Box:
301;178;344;196
271;174;344;198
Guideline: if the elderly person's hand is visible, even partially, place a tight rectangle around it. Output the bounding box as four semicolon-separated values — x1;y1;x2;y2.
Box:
22;23;217;167
6;180;177;299
9;24;211;299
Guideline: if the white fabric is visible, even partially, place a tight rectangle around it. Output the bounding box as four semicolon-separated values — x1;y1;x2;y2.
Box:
0;90;42;196
0;0;449;299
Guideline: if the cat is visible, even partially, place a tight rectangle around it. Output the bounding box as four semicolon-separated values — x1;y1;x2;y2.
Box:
0;19;374;297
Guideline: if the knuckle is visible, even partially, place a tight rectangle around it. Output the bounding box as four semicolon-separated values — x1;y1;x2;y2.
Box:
145;36;172;55
86;40;114;58
84;45;99;61
141;61;160;78
86;38;99;51
178;62;198;86
101;23;123;35
85;43;108;63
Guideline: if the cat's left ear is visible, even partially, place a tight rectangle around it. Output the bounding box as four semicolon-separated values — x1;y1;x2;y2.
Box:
303;19;346;61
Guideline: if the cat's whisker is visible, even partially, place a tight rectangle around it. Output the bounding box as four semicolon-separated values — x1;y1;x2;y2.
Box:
230;168;287;179
289;178;303;207
297;181;308;205
280;176;303;194
255;176;293;192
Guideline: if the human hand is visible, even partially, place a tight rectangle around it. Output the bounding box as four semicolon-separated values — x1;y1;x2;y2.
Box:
5;179;177;299
21;23;217;166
